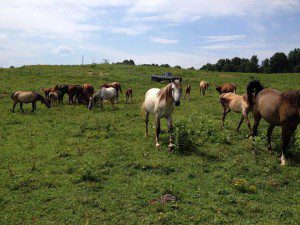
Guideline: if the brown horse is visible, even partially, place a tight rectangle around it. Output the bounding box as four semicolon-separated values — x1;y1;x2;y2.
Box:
125;88;133;103
11;91;51;112
216;83;236;94
82;84;94;105
185;84;191;101
199;81;209;95
67;85;82;104
247;80;300;165
100;82;122;102
220;93;251;133
41;87;56;100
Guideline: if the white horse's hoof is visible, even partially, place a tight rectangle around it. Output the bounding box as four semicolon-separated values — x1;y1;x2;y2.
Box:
168;144;174;152
155;143;160;148
280;155;288;166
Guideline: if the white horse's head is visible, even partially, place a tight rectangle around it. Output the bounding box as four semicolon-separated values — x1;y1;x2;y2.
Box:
171;77;182;106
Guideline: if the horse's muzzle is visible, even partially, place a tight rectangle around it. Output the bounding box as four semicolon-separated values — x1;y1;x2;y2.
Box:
174;101;180;106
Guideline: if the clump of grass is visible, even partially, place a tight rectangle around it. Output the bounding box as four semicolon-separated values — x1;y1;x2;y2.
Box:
173;118;201;154
234;178;257;193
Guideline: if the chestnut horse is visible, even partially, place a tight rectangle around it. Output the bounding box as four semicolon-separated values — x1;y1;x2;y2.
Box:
216;83;236;94
41;87;55;100
247;80;300;165
185;84;191;101
125;88;133;103
142;77;182;151
67;85;82;104
100;82;122;102
11;91;51;112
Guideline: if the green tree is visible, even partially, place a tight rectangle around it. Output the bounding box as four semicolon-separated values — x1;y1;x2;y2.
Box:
288;48;300;70
270;52;290;73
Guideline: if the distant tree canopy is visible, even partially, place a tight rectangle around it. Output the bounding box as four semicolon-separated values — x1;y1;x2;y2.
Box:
116;59;135;65
200;48;300;73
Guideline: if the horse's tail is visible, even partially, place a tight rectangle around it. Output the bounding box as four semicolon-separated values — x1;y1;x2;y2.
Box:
246;80;264;109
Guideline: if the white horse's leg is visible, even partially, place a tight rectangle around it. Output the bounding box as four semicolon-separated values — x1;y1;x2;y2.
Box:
145;111;149;138
167;116;174;151
155;117;161;148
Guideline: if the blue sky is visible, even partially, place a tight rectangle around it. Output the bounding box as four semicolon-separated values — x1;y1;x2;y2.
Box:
0;0;299;68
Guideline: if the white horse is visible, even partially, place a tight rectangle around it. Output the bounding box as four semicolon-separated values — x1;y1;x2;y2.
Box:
142;78;182;150
88;87;117;109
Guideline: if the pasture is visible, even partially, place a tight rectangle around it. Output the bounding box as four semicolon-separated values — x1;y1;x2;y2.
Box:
0;65;299;224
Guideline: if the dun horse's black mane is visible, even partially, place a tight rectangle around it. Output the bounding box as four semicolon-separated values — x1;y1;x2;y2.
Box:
281;90;300;108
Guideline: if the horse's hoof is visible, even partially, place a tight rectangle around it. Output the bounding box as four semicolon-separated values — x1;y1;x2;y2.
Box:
155;143;160;148
280;156;288;166
168;144;174;152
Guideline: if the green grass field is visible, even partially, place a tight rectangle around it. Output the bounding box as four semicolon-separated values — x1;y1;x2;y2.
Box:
0;65;299;224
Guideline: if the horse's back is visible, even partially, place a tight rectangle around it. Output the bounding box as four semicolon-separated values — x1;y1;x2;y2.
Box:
257;88;281;124
12;91;36;103
144;88;160;113
102;87;116;99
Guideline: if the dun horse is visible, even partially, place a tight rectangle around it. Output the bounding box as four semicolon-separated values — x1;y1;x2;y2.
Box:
247;80;300;165
220;93;251;133
11;91;51;112
199;81;209;95
142;77;182;150
88;87;117;109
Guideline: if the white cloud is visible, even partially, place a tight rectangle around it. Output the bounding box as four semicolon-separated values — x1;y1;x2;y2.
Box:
109;25;152;36
149;37;178;44
51;45;73;54
201;35;246;43
0;34;7;41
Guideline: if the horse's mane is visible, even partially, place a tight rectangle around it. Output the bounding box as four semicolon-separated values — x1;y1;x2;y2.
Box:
281;90;300;108
246;80;264;109
158;83;173;102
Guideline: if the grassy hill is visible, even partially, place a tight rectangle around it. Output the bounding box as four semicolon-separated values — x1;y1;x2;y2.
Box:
0;65;299;224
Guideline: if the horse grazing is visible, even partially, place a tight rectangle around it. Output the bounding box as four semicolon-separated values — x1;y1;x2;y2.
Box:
125;88;133;103
216;83;236;94
142;77;182;150
199;81;209;95
11;91;51;113
220;93;251;133
100;82;122;102
67;85;82;104
185;84;191;101
54;84;69;103
49;91;62;105
82;84;94;105
88;87;117;109
41;87;55;100
247;80;300;165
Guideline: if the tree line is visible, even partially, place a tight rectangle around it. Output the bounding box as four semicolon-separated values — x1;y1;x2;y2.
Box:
200;48;300;73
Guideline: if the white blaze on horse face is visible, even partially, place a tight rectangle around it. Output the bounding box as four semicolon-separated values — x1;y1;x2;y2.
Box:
172;80;182;106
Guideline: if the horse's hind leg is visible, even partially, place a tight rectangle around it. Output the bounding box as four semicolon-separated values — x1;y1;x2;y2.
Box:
221;107;231;129
20;103;24;113
252;113;262;136
267;124;275;151
145;111;149;138
236;116;244;132
31;102;36;112
155;117;161;148
12;102;17;113
280;124;297;165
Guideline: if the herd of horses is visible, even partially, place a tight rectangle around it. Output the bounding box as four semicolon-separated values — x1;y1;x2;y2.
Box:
10;78;299;165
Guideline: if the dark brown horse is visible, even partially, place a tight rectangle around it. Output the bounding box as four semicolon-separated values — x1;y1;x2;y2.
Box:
11;91;51;112
100;82;122;102
247;80;300;165
54;84;69;103
216;83;236;94
185;84;191;101
125;88;133;103
67;85;82;104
